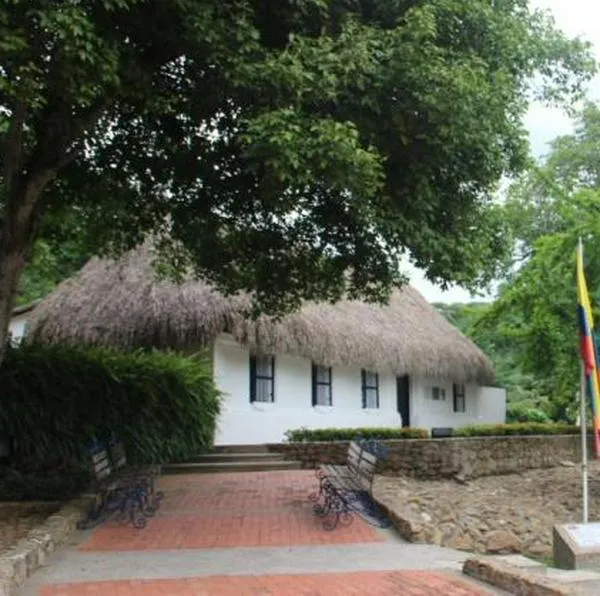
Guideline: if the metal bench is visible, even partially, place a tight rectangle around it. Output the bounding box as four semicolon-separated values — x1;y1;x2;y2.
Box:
77;439;157;530
106;434;163;512
310;438;390;530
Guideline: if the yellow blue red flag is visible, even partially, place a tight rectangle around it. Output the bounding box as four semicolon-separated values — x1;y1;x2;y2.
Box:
577;239;600;456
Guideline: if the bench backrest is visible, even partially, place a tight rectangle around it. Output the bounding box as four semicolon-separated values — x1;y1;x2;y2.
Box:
107;435;127;471
89;440;113;482
346;440;378;490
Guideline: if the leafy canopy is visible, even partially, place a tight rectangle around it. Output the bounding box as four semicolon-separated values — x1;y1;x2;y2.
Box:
478;104;600;420
1;0;596;315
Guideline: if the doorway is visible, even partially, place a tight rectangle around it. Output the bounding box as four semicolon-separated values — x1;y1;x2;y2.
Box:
396;375;410;427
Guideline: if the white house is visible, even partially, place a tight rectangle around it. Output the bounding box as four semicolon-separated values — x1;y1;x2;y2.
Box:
26;244;506;445
212;334;505;444
9;301;39;344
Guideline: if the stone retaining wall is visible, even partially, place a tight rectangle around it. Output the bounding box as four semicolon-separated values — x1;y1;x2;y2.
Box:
0;495;97;596
269;434;589;479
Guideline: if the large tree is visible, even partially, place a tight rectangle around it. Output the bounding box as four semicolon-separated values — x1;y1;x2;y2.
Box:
0;0;595;363
480;104;600;420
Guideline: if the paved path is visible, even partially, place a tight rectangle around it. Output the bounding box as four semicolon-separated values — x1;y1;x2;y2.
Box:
18;471;503;595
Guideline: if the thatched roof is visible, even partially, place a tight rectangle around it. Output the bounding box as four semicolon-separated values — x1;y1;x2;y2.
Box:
27;246;494;384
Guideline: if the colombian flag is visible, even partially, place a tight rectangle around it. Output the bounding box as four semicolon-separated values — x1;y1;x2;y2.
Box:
577;240;600;456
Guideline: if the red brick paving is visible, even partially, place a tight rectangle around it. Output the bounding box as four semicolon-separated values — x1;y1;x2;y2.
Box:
80;509;382;550
41;570;492;596
80;471;383;551
35;471;495;595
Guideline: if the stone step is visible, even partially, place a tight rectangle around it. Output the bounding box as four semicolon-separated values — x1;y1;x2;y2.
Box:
190;452;286;464
544;567;600;590
162;460;303;474
463;555;600;595
212;444;271;454
491;555;547;574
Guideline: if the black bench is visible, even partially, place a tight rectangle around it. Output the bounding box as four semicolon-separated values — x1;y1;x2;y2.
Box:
106;434;163;510
77;438;160;530
310;438;390;530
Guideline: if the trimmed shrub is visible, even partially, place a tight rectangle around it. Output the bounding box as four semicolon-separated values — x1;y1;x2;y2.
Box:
453;423;581;437
0;458;91;501
284;423;583;442
506;402;552;424
284;427;428;442
0;343;221;465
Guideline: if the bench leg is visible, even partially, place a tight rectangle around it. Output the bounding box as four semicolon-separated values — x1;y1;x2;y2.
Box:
126;494;148;529
308;468;328;504
312;479;337;517
322;488;353;531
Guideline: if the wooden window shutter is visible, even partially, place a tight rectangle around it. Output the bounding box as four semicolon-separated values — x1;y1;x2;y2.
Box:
249;356;257;403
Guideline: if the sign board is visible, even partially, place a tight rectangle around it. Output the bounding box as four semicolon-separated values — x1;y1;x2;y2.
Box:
554;523;600;570
566;523;600;549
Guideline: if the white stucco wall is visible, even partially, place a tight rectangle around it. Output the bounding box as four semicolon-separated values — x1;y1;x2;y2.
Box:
213;334;402;444
410;379;506;428
212;334;506;444
475;386;508;424
8;315;28;344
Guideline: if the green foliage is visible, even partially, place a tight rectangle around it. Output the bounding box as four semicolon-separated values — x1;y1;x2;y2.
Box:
285;423;579;441
285;427;428;442
453;423;581;437
16;209;92;305
434;103;600;423
0;458;90;501
477;103;600;419
0;0;596;331
0;344;221;464
506;402;552;424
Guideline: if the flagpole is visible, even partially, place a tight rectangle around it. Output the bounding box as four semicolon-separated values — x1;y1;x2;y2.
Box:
579;236;589;524
581;360;589;523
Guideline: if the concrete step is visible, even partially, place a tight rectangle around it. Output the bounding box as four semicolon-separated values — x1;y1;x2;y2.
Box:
212;444;270;454
544;567;600;590
190;452;286;464
463;555;600;596
163;460;303;474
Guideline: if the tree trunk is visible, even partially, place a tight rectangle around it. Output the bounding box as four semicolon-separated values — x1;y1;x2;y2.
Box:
0;172;55;366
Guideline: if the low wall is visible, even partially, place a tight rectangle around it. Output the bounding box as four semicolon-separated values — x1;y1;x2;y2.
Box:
269;434;589;479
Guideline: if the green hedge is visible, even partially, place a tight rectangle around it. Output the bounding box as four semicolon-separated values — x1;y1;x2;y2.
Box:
285;423;583;442
0;458;91;501
284;427;429;442
0;343;221;465
506;402;552;424
453;423;582;437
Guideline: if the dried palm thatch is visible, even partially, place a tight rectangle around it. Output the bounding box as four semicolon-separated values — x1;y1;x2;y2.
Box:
28;245;494;384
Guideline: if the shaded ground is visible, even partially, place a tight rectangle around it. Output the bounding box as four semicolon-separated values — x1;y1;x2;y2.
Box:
0;503;59;555
18;471;502;595
374;461;600;557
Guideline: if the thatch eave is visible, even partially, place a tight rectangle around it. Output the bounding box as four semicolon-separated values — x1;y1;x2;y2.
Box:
27;246;495;385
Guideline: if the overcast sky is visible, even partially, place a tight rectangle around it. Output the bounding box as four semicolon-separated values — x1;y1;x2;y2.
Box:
411;0;600;303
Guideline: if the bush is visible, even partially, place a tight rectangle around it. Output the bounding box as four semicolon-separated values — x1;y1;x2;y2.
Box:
284;423;583;442
506;402;552;424
0;458;91;501
453;423;581;437
0;343;221;465
285;427;428;442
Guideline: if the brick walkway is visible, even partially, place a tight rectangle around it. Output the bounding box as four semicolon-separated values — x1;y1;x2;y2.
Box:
20;471;499;595
80;472;382;551
41;570;489;596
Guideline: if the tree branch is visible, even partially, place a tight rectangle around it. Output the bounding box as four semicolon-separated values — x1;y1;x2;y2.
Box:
3;99;28;192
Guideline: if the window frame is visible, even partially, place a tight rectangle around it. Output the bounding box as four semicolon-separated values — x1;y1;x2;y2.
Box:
312;363;333;406
361;369;380;409
453;383;466;413
431;386;446;401
249;355;275;403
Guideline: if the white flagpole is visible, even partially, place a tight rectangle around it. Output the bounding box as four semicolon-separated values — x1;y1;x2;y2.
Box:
579;236;589;524
581;361;589;524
